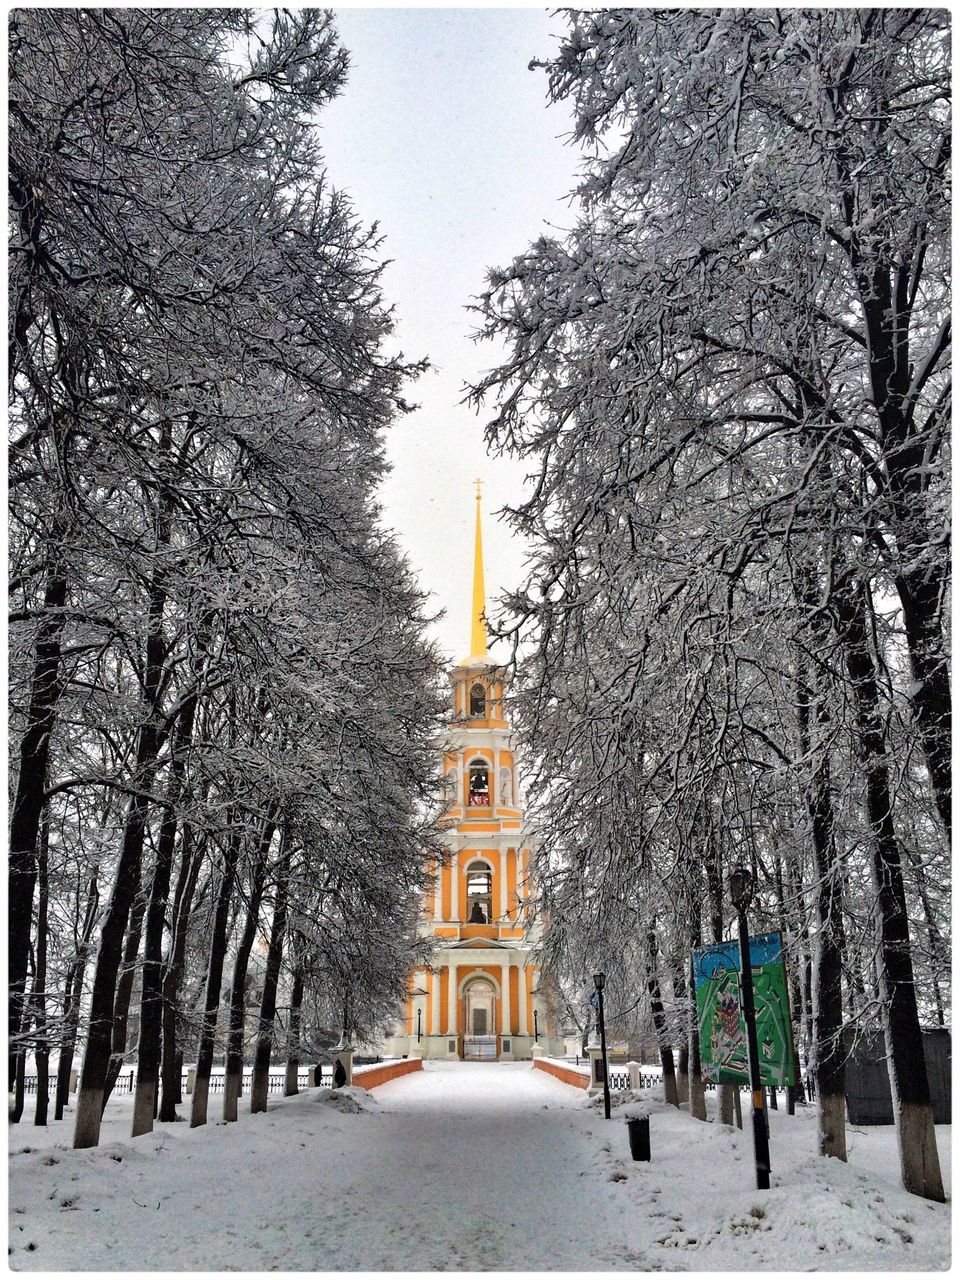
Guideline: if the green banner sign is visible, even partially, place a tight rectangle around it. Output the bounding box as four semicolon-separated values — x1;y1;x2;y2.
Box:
693;931;795;1087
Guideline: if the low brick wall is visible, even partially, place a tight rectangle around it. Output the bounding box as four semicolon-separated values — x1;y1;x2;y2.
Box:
352;1058;423;1090
533;1057;590;1091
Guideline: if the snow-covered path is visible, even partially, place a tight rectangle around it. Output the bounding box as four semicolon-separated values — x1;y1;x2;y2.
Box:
309;1062;629;1271
9;1061;951;1271
9;1063;628;1272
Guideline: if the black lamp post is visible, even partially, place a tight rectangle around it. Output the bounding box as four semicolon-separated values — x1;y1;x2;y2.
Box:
593;972;611;1120
533;1008;540;1042
729;864;771;1190
416;1007;422;1043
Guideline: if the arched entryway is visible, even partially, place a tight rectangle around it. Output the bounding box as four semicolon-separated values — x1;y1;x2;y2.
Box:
461;974;498;1059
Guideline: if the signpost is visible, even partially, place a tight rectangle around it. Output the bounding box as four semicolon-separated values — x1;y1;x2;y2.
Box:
692;931;795;1089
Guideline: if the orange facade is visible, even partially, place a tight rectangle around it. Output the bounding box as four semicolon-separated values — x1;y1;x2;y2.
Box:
394;493;552;1061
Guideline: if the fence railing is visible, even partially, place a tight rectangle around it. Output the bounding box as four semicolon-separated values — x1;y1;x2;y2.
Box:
194;1070;321;1093
18;1061;382;1099
561;1056;800;1098
23;1071;138;1096
22;1071;133;1096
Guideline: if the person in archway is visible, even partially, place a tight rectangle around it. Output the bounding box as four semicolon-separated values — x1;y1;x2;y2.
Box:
333;1058;347;1089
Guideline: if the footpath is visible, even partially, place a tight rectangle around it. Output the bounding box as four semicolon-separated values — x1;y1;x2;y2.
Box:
8;1060;951;1270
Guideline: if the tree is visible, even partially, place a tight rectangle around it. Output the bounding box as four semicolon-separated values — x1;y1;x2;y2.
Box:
9;8;445;1149
471;6;948;1199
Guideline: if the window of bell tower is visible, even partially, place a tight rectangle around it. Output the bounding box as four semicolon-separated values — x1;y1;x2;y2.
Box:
468;760;489;806
469;682;486;717
466;861;493;923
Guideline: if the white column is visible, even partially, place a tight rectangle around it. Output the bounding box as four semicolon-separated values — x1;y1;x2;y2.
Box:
499;847;509;920
447;961;458;1038
432;857;442;922
502;963;512;1036
518;966;529;1035
448;850;459;923
430;969;441;1035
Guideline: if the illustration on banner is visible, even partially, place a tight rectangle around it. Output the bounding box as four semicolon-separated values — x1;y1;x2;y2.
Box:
692;931;795;1087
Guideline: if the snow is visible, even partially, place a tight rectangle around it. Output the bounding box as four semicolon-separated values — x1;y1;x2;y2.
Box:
8;1062;950;1271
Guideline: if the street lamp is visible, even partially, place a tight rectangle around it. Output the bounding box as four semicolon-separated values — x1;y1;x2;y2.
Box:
593;972;611;1121
728;864;771;1190
416;1007;422;1043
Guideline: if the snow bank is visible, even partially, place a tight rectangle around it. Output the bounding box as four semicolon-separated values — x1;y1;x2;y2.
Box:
310;1085;377;1113
8;1062;951;1271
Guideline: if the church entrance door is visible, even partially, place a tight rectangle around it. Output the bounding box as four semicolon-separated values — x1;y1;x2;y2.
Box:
462;977;498;1060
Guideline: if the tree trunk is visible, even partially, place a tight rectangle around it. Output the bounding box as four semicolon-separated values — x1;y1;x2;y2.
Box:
802;954;814;1097
902;843;947;1027
158;824;205;1121
795;650;847;1162
54;866;99;1121
33;815;50;1126
11;1047;27;1124
838;161;951;837
54;958;86;1121
73;410;174;1148
776;849;807;1114
190;814;243;1128
132;687;199;1137
716;1085;733;1127
72;774;157;1149
10;941;35;1125
686;951;707;1122
836;579;944;1202
645;931;679;1107
895;566;950;839
285;968;305;1097
223;819;275;1122
132;801;178;1136
250;833;291;1114
101;885;147;1114
73;542;169;1149
672;957;689;1103
9;559;67;1052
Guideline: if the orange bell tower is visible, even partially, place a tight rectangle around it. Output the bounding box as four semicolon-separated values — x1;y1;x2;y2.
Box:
392;484;557;1061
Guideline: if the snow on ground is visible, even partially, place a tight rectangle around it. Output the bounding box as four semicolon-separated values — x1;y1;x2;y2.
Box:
8;1061;951;1271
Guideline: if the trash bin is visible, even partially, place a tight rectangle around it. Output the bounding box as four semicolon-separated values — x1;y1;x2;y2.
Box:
625;1112;650;1161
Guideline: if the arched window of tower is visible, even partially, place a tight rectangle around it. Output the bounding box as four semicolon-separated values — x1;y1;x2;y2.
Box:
466;860;493;923
468;759;489;806
469;682;486;717
499;766;513;807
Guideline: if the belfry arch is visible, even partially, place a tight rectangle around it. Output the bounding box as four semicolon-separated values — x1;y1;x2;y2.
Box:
465;857;494;923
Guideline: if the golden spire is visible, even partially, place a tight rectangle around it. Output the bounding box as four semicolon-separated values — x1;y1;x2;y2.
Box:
470;479;487;659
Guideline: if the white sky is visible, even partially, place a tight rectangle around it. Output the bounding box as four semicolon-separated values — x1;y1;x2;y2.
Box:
318;6;579;664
